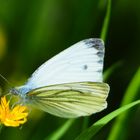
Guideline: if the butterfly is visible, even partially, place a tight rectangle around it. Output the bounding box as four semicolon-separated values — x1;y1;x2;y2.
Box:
10;38;110;118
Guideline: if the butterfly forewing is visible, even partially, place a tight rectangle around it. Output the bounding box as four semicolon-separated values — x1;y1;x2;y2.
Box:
26;82;109;118
25;38;105;89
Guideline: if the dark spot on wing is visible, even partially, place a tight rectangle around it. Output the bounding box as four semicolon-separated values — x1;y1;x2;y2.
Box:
97;69;102;73
97;51;104;57
83;65;88;70
98;59;103;64
83;38;104;51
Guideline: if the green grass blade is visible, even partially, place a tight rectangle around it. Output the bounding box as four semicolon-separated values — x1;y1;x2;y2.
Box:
81;61;122;131
75;100;140;140
45;119;75;140
100;0;111;42
121;67;140;105
81;0;112;131
108;67;140;140
82;117;90;131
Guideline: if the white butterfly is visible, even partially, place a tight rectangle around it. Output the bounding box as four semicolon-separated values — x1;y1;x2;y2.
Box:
11;38;110;118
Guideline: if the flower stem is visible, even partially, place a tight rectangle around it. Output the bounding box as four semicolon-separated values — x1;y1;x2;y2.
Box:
0;124;3;134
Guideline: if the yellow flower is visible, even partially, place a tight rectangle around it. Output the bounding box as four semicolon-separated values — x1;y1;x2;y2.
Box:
0;96;28;127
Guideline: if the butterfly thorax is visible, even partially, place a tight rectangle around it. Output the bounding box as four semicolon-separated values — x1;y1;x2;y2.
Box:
10;85;31;97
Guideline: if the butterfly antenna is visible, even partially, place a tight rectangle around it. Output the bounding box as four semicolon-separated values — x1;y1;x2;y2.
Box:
0;73;13;88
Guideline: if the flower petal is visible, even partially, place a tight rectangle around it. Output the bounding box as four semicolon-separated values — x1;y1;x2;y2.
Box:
0;96;28;127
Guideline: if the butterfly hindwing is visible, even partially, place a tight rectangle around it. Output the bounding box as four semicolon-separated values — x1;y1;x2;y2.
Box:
26;82;109;118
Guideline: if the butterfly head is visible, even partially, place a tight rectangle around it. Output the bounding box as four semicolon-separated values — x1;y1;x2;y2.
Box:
9;88;18;94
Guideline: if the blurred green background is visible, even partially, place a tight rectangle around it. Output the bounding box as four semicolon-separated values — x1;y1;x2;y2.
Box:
0;0;140;140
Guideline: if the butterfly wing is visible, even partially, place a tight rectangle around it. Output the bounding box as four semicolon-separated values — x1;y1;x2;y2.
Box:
25;38;105;89
26;82;109;118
